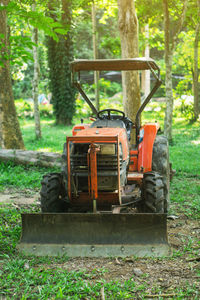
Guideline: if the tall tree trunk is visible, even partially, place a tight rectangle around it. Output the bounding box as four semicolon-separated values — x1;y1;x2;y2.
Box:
117;0;140;144
163;0;187;141
164;50;174;141
163;0;174;141
0;0;25;149
193;0;200;120
144;24;150;97
32;3;42;139
0;103;4;148
141;24;150;98
47;0;75;125
92;1;100;111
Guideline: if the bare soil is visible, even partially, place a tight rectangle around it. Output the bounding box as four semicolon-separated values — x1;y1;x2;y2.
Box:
0;190;199;297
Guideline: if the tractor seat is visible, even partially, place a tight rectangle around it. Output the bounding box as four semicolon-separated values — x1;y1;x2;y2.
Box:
90;119;126;129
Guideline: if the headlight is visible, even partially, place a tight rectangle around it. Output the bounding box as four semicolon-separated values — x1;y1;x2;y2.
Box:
99;144;116;155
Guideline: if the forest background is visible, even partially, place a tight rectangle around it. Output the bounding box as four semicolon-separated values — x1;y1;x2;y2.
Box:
0;0;199;148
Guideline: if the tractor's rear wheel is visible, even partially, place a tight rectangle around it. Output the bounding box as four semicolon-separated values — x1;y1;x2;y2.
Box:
141;171;165;213
40;173;68;212
139;135;170;213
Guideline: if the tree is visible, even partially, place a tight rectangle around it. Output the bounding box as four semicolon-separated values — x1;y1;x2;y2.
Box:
163;0;187;141
0;0;25;149
117;0;140;144
0;0;68;148
47;0;76;125
192;0;200;120
32;2;42;139
92;1;100;111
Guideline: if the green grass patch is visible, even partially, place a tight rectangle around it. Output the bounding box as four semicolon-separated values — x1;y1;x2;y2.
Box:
0;162;59;191
20;118;73;153
0;261;146;299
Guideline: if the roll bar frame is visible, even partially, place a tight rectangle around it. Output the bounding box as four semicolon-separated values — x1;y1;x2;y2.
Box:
71;58;162;144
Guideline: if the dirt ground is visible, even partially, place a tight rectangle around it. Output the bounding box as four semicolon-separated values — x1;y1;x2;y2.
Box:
1;189;200;297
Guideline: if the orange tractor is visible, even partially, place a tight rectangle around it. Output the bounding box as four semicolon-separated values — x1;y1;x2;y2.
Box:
19;59;170;257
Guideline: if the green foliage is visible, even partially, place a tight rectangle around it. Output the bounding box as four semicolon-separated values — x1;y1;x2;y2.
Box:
73;3;120;59
1;1;67;42
0;0;72;100
99;78;121;97
9;36;35;67
15;99;53;119
12;33;50;99
179;100;195;121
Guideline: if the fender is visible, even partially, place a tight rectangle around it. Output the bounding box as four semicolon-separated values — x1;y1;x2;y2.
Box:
72;124;90;136
137;123;159;173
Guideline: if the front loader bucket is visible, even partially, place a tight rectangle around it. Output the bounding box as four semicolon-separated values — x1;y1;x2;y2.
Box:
18;213;170;257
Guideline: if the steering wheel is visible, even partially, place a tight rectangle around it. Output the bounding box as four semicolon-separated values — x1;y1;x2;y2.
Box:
97;109;125;120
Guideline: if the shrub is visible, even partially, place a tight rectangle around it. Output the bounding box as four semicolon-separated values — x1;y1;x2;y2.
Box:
15;99;53;119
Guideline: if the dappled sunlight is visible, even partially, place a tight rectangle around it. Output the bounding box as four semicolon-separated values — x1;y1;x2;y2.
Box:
41;119;55;125
37;148;53;152
21;123;35;129
191;139;200;145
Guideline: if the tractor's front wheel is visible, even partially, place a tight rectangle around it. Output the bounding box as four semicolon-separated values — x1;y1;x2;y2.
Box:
140;171;165;213
40;173;68;212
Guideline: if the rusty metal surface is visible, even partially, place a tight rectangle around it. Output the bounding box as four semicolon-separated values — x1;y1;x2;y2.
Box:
88;143;100;200
18;213;170;257
71;58;159;72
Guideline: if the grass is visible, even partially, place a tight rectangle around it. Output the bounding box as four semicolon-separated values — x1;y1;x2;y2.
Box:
0;107;200;299
0;259;148;299
0;162;59;191
20;118;73;153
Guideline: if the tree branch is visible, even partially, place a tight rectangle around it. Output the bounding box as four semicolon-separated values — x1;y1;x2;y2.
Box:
172;0;188;49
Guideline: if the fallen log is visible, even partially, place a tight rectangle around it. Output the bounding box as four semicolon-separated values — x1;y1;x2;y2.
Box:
0;149;62;168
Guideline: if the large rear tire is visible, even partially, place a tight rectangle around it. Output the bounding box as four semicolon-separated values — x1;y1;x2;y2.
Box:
141;171;165;213
40;173;68;212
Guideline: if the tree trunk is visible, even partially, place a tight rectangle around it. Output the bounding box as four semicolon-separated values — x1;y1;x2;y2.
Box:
92;1;100;111
164;51;174;141
163;0;187;141
163;0;173;141
0;149;62;168
193;2;200;120
144;24;150;97
0;0;25;149
0;103;4;148
117;0;140;144
47;0;75;126
141;25;150;98
32;3;42;139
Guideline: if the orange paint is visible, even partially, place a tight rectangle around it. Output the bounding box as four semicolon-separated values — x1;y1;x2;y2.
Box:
72;124;90;136
129;150;138;172
88;143;100;200
137;123;159;173
76;127;129;161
